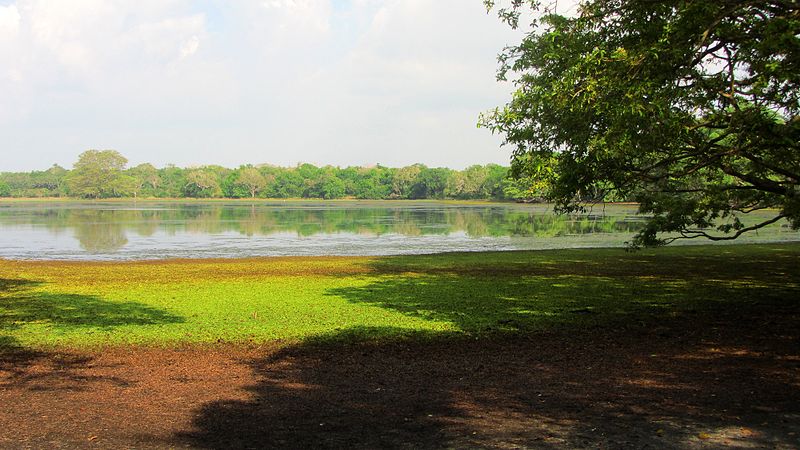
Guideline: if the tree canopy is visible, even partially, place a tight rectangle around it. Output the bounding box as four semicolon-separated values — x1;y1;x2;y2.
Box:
482;0;799;245
1;153;531;201
235;167;268;198
66;150;129;199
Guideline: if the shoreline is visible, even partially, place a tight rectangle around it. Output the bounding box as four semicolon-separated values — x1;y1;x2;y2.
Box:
1;240;798;264
0;197;519;204
0;239;800;265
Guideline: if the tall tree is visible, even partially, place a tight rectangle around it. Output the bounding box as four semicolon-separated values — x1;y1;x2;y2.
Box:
128;163;160;198
66;150;129;199
391;164;424;199
184;169;222;198
482;0;800;245
38;164;69;196
158;165;187;198
413;167;451;199
236;167;268;198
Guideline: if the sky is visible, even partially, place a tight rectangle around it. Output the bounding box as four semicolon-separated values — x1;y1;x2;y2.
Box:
0;0;526;172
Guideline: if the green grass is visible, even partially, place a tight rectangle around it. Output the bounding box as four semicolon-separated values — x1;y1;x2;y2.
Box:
1;243;798;350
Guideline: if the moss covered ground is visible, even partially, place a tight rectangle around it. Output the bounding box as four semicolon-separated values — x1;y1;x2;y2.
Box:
1;243;798;349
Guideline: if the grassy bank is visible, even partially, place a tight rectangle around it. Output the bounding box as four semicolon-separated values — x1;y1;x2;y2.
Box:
1;244;798;349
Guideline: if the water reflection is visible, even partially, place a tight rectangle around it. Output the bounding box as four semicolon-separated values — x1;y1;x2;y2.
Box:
1;203;644;248
71;211;129;253
0;202;790;260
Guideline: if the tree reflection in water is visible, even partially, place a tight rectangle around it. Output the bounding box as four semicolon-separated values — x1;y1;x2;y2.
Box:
70;210;129;253
0;203;661;255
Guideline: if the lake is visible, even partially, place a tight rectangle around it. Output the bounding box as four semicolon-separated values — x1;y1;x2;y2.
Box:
0;201;797;260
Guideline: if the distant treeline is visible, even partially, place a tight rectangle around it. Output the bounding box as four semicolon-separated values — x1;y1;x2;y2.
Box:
0;150;541;201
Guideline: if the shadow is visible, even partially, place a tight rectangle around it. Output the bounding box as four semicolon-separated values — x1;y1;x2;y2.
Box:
0;277;184;389
178;248;800;448
322;248;800;334
0;278;40;292
179;328;465;448
0;335;45;375
354;245;800;282
0;277;183;332
178;315;800;449
0;279;48;376
1;292;182;329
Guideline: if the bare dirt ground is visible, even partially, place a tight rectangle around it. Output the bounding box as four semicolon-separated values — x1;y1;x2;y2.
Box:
1;305;798;449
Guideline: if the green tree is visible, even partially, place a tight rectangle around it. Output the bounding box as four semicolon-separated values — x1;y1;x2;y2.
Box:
318;172;346;199
447;165;492;199
354;166;393;199
128;163;160;198
255;166;280;197
0;180;10;197
236;167;268;198
273;168;305;198
482;0;800;245
66;150;129;199
484;164;512;199
109;174;137;198
183;169;222;198
35;165;69;197
158;165;186;198
391;164;424;198
408;167;451;199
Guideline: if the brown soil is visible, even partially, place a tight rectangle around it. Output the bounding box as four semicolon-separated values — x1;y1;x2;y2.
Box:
1;307;798;449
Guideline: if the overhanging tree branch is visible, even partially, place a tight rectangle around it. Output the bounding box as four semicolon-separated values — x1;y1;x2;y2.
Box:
664;213;787;243
484;0;800;246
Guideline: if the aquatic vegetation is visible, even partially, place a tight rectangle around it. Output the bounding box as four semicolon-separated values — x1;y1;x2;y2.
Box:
1;244;798;349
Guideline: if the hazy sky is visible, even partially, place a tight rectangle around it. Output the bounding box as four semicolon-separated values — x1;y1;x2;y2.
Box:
0;0;523;171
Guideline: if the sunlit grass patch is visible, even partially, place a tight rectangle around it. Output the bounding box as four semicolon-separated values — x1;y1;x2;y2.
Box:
1;243;798;350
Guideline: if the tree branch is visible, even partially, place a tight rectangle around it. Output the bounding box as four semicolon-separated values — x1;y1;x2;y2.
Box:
663;213;787;243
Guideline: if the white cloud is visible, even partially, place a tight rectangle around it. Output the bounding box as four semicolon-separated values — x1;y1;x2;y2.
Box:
0;4;20;38
0;0;519;170
262;0;330;33
260;0;518;167
179;35;200;59
0;1;211;120
127;16;206;62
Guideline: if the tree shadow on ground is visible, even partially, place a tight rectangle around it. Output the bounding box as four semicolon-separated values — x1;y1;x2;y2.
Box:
0;277;184;389
177;249;800;449
321;249;800;334
357;246;800;284
178;318;799;449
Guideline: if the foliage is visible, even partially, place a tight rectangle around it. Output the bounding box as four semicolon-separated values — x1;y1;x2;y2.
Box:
0;165;67;197
233;167;267;198
391;164;424;199
65;150;129;199
482;0;800;245
412;167;451;199
1;154;527;201
127;163;160;198
1;244;798;348
155;165;187;198
183;169;222;198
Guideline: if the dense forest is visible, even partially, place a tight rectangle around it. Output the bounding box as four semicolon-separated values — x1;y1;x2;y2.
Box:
0;150;542;201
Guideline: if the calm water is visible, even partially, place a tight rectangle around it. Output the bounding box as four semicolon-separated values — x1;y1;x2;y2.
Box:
0;201;796;260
